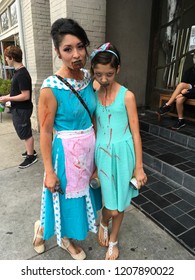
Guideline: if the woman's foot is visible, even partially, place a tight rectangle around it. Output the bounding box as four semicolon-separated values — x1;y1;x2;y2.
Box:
61;238;86;260
98;222;109;247
105;241;119;260
33;220;45;254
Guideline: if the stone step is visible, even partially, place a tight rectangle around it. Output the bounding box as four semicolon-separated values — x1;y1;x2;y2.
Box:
140;118;195;151
138;110;195;194
141;130;195;194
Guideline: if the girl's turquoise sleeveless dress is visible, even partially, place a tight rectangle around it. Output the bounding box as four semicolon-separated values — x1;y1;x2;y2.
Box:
95;86;138;212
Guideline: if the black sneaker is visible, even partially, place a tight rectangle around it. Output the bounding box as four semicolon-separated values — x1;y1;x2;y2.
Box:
22;150;37;158
19;155;38;169
157;104;171;116
171;119;186;130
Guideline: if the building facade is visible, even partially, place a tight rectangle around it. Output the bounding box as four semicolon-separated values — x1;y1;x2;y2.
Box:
0;0;106;129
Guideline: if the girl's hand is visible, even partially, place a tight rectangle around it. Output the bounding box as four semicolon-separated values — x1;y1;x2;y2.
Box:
44;171;60;193
133;167;147;189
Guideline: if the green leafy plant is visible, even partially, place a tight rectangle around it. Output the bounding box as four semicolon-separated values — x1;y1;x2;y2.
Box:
0;78;11;96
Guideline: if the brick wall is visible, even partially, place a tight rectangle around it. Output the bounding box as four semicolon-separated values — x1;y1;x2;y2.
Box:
67;0;106;49
21;0;53;130
50;0;106;72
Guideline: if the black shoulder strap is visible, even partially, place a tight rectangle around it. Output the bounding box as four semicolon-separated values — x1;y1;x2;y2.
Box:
55;75;92;122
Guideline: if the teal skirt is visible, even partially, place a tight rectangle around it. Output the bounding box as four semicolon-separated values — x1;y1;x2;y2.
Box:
40;136;102;244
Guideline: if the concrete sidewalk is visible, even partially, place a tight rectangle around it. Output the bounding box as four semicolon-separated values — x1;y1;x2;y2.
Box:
0;108;194;260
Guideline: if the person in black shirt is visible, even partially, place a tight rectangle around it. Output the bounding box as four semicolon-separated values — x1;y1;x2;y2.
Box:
157;53;195;130
0;46;37;168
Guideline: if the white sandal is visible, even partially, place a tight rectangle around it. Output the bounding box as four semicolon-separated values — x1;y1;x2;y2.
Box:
33;220;45;254
105;241;119;260
61;238;86;260
98;222;109;247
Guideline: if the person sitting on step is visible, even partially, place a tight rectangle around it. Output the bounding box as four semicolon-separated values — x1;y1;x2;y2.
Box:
157;53;195;130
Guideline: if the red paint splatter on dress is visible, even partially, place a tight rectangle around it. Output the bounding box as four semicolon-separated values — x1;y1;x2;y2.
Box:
124;123;129;134
100;169;109;178
114;154;120;160
107;128;112;148
99;147;112;157
98;116;101;127
108;114;111;124
112;174;116;186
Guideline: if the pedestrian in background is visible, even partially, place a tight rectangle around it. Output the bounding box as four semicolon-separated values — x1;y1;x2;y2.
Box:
0;45;37;168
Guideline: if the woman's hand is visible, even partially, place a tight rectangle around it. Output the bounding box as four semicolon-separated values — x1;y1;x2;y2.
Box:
44;171;60;193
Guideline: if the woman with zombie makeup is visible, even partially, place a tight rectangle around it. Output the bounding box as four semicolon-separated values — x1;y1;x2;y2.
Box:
90;43;147;260
32;18;102;260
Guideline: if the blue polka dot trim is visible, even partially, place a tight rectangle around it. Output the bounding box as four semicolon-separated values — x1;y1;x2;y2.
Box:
41;69;91;91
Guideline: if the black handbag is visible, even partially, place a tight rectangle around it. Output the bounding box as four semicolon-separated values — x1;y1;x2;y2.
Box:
55;75;92;122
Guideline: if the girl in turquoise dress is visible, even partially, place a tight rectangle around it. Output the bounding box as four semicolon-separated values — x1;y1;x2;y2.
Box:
32;18;102;260
90;43;147;260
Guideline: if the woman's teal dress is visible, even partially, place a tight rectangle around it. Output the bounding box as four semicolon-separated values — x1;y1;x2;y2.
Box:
39;70;102;246
95;86;138;212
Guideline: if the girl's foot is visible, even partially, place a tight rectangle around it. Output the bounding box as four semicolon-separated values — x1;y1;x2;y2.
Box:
33;220;45;254
61;238;86;260
98;222;109;247
105;241;119;260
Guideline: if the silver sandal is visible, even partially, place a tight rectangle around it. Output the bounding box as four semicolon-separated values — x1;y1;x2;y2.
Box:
105;241;119;260
98;222;109;247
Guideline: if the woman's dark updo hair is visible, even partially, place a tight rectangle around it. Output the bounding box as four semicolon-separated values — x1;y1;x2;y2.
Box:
51;18;90;50
90;44;120;76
